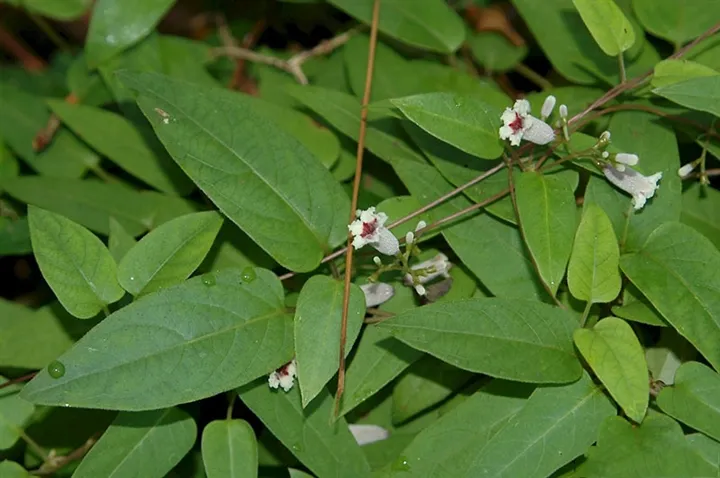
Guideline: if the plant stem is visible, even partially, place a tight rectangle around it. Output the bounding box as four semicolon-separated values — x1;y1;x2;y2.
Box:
226;393;237;420
580;301;593;327
334;0;381;418
513;63;553;91
20;430;48;461
28;14;71;52
617;52;626;84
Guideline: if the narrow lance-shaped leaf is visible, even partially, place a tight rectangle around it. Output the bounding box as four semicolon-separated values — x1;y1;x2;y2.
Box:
379;298;582;383
572;0;635;56
85;0;175;67
657;362;720;443
239;382;372;478
47;100;193;196
29;206;124;319
327;0;465;54
568;203;622;303
73;408;196;478
117;211;223;296
21;269;294;411
514;171;577;295
294;275;365;408
119;71;349;272
201;420;258;478
620;222;720;371
574;317;649;422
391;93;503;160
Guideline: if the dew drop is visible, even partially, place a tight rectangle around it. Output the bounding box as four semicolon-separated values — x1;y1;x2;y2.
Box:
47;360;65;378
241;267;256;283
202;274;216;287
391;456;411;472
129;276;135;282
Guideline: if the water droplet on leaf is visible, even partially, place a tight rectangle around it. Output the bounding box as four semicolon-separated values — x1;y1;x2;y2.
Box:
48;360;65;378
241;267;256;283
391;456;411;472
202;274;216;286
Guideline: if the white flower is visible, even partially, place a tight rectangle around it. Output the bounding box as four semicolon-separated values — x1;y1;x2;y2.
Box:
559;104;568;119
541;95;556;120
349;424;389;446
415;220;427;232
616;153;639;166
268;359;297;392
600;131;611;142
414;284;427;296
603;166;663;210
348;207;400;256
405;231;414;245
601;151;609;159
360;282;395;307
678;162;696;178
404;253;452;286
499;99;555;146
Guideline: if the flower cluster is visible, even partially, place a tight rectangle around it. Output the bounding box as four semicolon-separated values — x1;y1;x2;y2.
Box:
499;98;556;146
403;253;452;296
268;359;297;392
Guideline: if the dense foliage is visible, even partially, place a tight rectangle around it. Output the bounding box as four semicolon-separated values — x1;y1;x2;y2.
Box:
1;0;720;476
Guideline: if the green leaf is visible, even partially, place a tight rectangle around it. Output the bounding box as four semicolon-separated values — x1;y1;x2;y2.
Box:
620;222;720;371
652;59;719;88
0;377;35;450
654;76;720;117
29;206;124;319
632;0;720;46
339;326;423;417
239;382;372;478
22;0;91;20
119;71;349;272
294;275;366;407
572;0;635;56
574;317;649;422
687;433;720;470
375;196;437;243
201;420;257;478
3;177;197;236
0;300;97;369
66;53;114;106
587;111;682;251
73;408;196;478
578;414;715;477
0;82;96;178
0;217;32;256
47;101;193;195
21;269;293;410
467;32;528;72
392;356;472;425
514;0;658;85
381;380;532;476
567;203;622;303
85;0;175;67
515;171;577;295
657;362;720;442
391;93;503;160
448;372;614;478
611;283;667;327
646;329;695;384
379;298;582;383
117;212;223;296
0;461;29;478
109;218;137;263
327;0;465;53
681;183;720;250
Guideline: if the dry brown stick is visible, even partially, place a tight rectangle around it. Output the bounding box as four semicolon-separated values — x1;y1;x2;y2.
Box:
334;0;381;417
0;372;37;391
32;92;79;152
34;434;100;476
0;24;46;71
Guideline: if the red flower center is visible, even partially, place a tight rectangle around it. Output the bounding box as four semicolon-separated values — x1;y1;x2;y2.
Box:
276;362;293;377
361;219;377;238
509;112;524;132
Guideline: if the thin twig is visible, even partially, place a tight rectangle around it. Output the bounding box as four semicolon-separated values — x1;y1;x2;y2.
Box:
513;63;553;91
212;26;361;86
570;21;720;126
216;14;266;91
0;372;37;391
334;0;381;418
33;93;79;152
33;434;99;476
0;24;46;71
